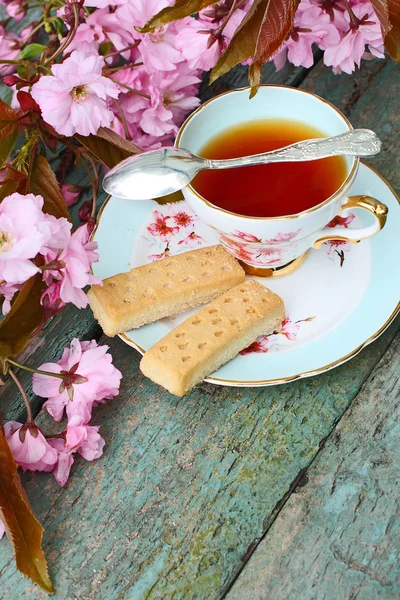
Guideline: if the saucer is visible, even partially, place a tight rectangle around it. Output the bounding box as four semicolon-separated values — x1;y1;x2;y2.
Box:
92;164;400;387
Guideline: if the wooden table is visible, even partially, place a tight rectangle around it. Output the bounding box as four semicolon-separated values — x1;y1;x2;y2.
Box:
1;56;399;600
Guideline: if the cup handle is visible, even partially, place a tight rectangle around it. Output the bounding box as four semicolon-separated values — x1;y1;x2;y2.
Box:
314;195;388;249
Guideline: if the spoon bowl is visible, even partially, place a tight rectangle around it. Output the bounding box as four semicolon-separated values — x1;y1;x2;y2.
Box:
102;129;381;200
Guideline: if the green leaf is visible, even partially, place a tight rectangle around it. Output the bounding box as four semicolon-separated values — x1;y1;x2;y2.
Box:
0;98;18;142
0;426;54;593
0;273;46;358
29;154;70;220
19;43;47;60
75;126;142;168
0;128;18;167
210;0;300;89
139;0;218;31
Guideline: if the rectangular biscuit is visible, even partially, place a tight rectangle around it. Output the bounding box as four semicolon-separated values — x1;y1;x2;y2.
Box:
88;245;245;337
140;280;285;396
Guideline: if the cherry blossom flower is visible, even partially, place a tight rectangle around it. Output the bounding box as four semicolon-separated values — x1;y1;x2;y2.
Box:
232;231;262;243
4;421;58;473
326;212;356;228
31;51;119;136
323;3;384;74
174;17;222;71
148;247;171;261
0;193;54;286
273;317;301;340
178;232;204;248
6;0;26;21
0;26;20;76
269;229;302;243
32;339;122;423
0;281;22;314
42;224;101;309
171;210;194;228
61;184;84;207
274;3;340;69
147;210;179;242
240;336;270;355
324;239;351;253
48;439;74;487
117;0;185;73
65;415;105;460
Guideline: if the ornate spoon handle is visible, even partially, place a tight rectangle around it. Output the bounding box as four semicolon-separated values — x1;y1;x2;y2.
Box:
207;129;381;170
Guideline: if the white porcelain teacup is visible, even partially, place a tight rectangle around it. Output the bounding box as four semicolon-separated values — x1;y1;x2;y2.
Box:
175;86;388;276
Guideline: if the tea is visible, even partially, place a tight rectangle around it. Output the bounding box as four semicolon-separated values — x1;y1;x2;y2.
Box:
192;119;347;218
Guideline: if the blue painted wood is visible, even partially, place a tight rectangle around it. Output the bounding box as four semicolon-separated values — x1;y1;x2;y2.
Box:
227;330;400;600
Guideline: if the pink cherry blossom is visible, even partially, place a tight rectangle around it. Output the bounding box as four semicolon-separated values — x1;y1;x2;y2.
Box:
61;184;84;207
274;317;301;340
269;228;302;243
323;3;384;74
232;231;262;243
178;232;204;248
148;247;171;261
66;21;106;55
6;0;26;21
47;438;74;487
171;210;194;228
240;336;269;355
4;421;58;473
0;193;55;286
309;0;349;31
0;281;22;314
42;224;101;309
174;17;222;71
274;3;340;69
327;212;356;227
117;0;184;73
32;338;122;423
31;51;119;137
325;239;351;253
65;415;105;460
0;517;5;539
0;25;20;76
147;210;179;242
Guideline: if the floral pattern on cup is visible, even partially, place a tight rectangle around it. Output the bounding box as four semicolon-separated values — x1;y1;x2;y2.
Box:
323;211;356;266
240;316;316;355
231;228;302;244
131;202;218;265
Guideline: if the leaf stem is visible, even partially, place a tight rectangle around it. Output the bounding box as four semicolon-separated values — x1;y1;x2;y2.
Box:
44;4;80;66
8;368;33;422
109;79;151;99
105;41;141;59
113;98;132;141
7;358;65;380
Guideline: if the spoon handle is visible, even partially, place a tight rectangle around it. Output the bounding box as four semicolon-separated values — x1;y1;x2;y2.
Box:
207;129;382;170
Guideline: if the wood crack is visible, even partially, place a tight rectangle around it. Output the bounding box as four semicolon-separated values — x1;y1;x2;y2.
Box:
330;545;393;587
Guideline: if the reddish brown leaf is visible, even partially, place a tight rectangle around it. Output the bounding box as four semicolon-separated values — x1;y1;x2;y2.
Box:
0;426;54;592
0;98;18;141
0;178;20;202
75;127;142;169
139;0;218;31
16;91;40;113
370;0;391;34
29;154;70;220
385;0;400;60
0;273;46;358
0;129;18;167
210;0;300;86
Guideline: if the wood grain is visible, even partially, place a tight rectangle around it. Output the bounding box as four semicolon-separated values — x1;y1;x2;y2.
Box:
0;320;398;599
227;331;400;600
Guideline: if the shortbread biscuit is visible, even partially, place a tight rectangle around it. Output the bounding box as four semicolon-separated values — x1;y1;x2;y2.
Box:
140;280;285;396
88;245;245;337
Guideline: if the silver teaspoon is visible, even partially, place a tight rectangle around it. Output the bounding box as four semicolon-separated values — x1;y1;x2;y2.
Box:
102;128;381;200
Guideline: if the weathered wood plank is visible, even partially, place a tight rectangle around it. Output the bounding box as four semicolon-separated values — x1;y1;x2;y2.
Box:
227;329;400;600
0;319;399;600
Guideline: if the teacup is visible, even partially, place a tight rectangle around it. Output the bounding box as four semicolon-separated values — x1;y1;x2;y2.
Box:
175;86;388;276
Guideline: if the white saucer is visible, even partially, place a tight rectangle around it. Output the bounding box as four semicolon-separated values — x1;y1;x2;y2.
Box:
92;163;400;386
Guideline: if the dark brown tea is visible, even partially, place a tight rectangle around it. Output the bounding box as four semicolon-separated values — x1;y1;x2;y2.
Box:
192;119;347;218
